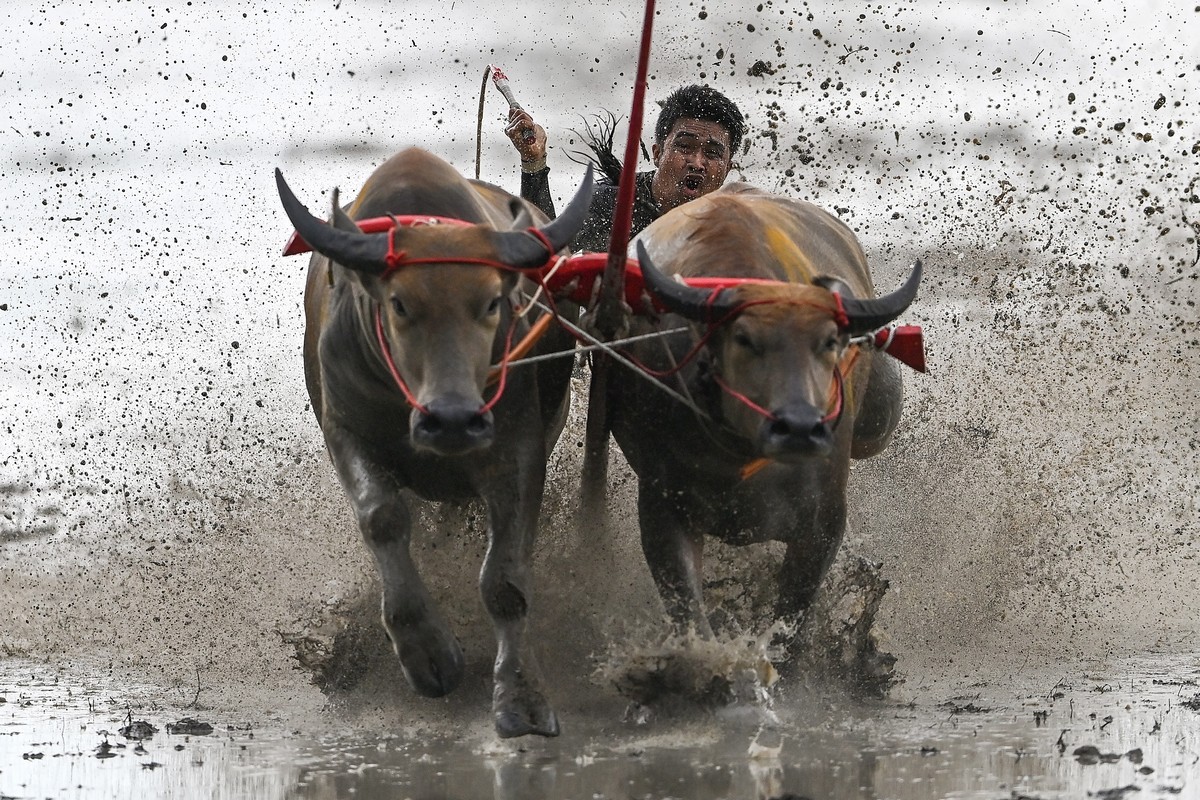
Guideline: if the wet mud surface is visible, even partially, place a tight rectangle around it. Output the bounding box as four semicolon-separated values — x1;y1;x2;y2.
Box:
3;651;1199;799
2;0;1198;797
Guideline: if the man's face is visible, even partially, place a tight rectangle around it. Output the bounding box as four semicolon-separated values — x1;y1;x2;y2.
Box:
650;117;734;214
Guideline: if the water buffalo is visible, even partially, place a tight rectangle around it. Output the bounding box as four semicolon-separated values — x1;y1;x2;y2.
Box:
604;183;922;651
276;148;594;738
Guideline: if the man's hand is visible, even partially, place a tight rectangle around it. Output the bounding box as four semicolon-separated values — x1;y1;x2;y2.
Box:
505;108;547;170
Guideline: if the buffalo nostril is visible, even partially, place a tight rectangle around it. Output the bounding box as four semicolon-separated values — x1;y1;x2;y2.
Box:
768;419;793;440
767;417;826;439
417;415;442;435
411;402;494;455
764;413;831;451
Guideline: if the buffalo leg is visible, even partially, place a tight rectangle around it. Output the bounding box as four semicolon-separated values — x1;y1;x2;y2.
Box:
325;428;465;697
776;497;846;622
481;465;558;738
637;483;714;638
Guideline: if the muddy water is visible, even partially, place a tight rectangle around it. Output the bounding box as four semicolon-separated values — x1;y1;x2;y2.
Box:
3;652;1199;799
2;0;1198;797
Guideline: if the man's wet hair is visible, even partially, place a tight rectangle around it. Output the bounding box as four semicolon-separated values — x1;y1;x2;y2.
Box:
654;84;746;155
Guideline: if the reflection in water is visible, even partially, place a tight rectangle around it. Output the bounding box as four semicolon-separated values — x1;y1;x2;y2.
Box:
2;655;1197;799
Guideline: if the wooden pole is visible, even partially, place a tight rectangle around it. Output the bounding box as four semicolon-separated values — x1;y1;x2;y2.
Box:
579;0;657;519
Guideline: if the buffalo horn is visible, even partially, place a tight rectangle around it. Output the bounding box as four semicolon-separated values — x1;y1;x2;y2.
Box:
277;166;596;274
840;259;923;334
635;240;737;322
494;165;595;269
276;168;391;274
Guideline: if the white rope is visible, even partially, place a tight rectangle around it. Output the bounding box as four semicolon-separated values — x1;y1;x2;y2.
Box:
850;326;889;349
502;325;691;367
510;296;713;418
561;315;713;417
518;255;567;319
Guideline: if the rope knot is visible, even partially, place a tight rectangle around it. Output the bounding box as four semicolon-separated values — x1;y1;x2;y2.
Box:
830;292;850;330
383;222;407;275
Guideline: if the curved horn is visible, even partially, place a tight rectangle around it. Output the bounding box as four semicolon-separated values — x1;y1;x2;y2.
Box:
276;168;389;274
840;259;923;334
636;240;738;322
494;165;596;268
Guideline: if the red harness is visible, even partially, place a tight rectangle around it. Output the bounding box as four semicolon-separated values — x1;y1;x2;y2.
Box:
712;351;849;427
286;214;560;413
284;219;923;421
373;305;521;416
283;215;475;256
540;253;925;371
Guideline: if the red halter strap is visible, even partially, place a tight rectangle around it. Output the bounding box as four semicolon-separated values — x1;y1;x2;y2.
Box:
288;213;563;416
820;362;846;426
479;316;520;414
283;215;472;257
712;373;777;420
374;307;429;414
712;349;849;427
373;305;525;416
283;213;560;275
316;214;554;413
379;224;557;277
617;295;853;424
735;347;856;482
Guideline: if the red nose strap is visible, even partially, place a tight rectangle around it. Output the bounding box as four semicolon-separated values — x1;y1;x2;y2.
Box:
375;308;430;415
373;305;527;418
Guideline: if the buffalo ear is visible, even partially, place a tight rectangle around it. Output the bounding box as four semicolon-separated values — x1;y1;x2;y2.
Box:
812;275;853;298
507;197;536;232
492;164;595;269
330;188;362;233
499;263;520;292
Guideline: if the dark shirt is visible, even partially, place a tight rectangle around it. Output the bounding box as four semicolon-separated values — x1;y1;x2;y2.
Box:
521;167;661;254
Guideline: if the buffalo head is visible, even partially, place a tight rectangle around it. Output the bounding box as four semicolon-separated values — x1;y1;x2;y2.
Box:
637;241;921;459
278;166;594;456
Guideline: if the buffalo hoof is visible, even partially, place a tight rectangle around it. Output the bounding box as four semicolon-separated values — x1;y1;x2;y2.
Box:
494;707;560;739
493;680;560;738
386;620;465;698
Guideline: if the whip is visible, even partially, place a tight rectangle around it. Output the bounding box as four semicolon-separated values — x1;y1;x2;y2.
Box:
491;65;536;143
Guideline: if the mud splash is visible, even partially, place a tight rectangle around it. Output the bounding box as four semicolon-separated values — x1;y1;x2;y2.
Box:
282;522;897;710
2;0;1198;796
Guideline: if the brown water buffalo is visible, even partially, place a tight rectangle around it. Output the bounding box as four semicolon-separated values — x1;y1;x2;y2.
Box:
605;183;921;650
276;148;594;738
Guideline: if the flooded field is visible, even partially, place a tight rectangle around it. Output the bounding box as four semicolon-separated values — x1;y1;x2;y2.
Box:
2;0;1198;797
3;651;1199;799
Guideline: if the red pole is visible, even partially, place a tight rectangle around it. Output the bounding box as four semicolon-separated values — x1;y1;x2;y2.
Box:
580;0;656;519
594;0;655;338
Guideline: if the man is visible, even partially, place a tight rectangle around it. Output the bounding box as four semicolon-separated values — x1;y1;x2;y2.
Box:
505;84;746;253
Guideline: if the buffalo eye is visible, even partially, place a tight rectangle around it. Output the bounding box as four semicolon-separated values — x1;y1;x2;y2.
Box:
486;296;504;316
390;297;407;317
732;330;761;355
823;335;841;352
